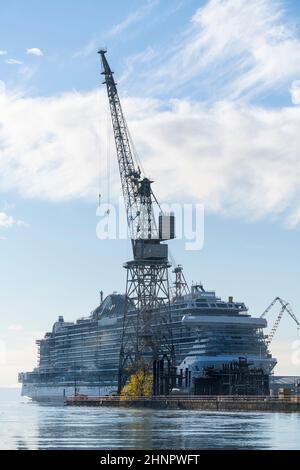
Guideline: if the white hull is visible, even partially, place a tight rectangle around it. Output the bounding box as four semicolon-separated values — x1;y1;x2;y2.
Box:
21;383;118;401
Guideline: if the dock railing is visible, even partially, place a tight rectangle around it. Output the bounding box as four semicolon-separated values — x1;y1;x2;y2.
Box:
67;394;300;404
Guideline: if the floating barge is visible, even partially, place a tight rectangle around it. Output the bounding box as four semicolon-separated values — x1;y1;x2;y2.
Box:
66;395;300;412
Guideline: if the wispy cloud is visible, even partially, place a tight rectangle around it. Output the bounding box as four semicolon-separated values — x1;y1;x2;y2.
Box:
26;47;44;57
1;85;300;226
0;211;25;228
109;0;160;37
166;0;190;17
5;58;23;65
18;65;37;81
124;0;300;102
1;201;15;213
0;212;15;228
119;46;157;85
73;37;99;59
74;0;160;58
0;50;8;56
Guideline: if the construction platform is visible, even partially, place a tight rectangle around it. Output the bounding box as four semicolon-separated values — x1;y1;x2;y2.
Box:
66;395;300;412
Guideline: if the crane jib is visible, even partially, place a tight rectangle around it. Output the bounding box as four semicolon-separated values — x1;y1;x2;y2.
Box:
98;49;175;253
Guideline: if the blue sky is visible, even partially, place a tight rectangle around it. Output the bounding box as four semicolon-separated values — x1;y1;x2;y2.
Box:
1;0;300;386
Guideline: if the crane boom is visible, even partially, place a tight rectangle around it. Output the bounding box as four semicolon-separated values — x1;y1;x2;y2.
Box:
98;50;175;393
279;300;300;326
98;49;157;245
261;297;280;318
266;304;287;345
261;296;300;345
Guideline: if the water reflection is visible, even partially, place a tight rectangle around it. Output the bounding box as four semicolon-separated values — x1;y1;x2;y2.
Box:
27;406;276;449
0;389;300;450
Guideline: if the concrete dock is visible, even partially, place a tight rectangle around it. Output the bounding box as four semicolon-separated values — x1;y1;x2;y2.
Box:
66;395;300;412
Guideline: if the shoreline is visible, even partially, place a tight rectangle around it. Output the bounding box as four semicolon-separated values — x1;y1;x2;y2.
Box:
66;395;300;412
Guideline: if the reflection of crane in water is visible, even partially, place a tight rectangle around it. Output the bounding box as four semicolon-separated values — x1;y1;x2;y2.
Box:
260;297;300;345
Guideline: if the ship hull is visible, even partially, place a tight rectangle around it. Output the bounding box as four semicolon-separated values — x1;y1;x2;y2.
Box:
21;383;117;401
180;354;277;376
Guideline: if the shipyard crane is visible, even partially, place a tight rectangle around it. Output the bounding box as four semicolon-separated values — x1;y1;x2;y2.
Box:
172;265;190;301
98;50;176;393
260;297;300;345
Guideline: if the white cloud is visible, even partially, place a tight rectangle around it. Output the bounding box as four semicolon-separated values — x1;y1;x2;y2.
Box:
0;212;15;228
5;58;23;65
0;211;25;229
1;84;300;226
0;50;8;56
290;80;300;105
1;0;300;228
0;87;108;201
0;80;5;94
132;99;300;227
126;0;300;101
26;47;43;57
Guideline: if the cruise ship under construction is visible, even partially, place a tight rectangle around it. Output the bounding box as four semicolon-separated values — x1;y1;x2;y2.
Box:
19;51;297;401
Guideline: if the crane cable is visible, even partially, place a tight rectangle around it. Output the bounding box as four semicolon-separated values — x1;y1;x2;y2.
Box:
98;95;111;216
97;89;102;208
106;96;111;214
126;120;145;177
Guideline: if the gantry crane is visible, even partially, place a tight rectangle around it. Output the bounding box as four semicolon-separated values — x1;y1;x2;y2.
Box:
98;50;175;393
260;297;300;345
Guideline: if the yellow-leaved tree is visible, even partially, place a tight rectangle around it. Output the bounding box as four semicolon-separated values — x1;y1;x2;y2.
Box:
121;370;153;398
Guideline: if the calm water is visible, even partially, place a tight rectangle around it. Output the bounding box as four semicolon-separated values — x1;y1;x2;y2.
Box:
1;388;300;450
